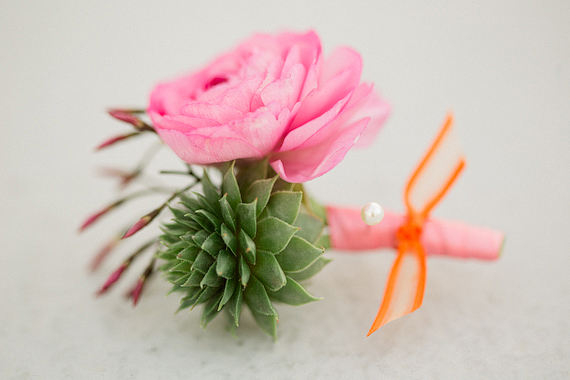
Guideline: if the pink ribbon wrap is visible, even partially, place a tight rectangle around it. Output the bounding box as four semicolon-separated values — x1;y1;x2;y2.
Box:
326;206;504;260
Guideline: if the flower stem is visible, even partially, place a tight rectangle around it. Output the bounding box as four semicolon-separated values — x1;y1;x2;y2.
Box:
122;182;199;239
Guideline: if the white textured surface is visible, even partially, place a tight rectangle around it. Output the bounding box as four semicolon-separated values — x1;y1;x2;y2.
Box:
1;1;569;378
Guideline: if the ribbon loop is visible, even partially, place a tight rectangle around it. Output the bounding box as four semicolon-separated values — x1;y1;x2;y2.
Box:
367;114;466;335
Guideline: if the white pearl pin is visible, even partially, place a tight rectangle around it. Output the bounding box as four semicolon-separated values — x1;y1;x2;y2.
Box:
361;202;385;225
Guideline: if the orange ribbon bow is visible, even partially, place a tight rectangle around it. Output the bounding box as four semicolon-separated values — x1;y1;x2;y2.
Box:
368;114;466;335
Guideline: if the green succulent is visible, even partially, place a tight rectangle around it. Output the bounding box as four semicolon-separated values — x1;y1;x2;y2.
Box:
158;161;330;339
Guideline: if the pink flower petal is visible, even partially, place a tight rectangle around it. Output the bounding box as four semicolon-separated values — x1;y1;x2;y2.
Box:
279;31;321;69
242;31;321;64
270;83;388;182
195;77;263;113
320;46;362;84
157;128;262;164
181;103;244;124
349;89;391;148
261;63;306;111
291;47;363;129
278;89;353;152
250;56;285;110
270;118;369;183
149;71;207;116
230;107;290;154
156;107;288;165
298;53;322;102
292;83;374;150
240;50;280;79
152;113;220;132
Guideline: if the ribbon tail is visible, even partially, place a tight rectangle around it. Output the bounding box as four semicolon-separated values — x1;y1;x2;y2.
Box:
367;244;426;335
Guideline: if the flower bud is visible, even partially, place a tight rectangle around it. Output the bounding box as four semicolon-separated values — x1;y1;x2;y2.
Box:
122;208;162;239
99;166;142;189
125;257;155;306
89;235;121;272
96;260;131;296
79;202;121;232
108;109;154;132
96;132;140;150
128;278;145;306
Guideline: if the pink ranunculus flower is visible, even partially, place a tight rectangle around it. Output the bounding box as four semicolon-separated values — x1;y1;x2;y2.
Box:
148;31;390;183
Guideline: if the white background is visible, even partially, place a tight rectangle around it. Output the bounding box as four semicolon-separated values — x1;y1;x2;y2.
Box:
1;1;569;378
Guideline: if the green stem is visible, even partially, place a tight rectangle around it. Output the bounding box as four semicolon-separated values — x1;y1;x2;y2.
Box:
127;142;162;181
119;186;179;204
159;170;193;176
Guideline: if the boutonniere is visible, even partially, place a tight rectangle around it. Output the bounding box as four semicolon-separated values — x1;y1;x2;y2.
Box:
81;31;503;340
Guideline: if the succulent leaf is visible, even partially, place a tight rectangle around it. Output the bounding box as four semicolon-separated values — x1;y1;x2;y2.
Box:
161;222;187;236
239;229;257;265
195;209;222;234
173;273;190;285
228;285;243;326
276;236;324;273
170;239;190;250
314;234;331;250
160;233;179;245
191;229;210;246
265;191;303;224
308;195;328;222
293;212;324;244
201;264;224;288
216;249;236;279
272;177;295;192
220;224;238;255
236;158;268;189
243;275;277;316
251;250;287;291
219;194;237;233
268;276;321;306
178;193;202;212
182;271;204;287
287;257;332;282
194;192;219;217
243;176;278;216
191;250;214;274
255;217;299;253
238;255;250;287
201;232;224;257
188;209;215;233
201;292;223;327
177;245;200;262
193;285;220;306
200;170;221;213
177;287;202;312
219;277;237;311
236;200;257;238
170;261;191;273
249;308;278;340
168;205;187;220
222;161;241;209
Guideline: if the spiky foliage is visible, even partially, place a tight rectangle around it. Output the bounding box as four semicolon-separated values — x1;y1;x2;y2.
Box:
158;161;330;339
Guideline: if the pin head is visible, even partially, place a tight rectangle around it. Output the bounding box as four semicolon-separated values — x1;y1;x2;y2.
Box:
361;202;385;225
